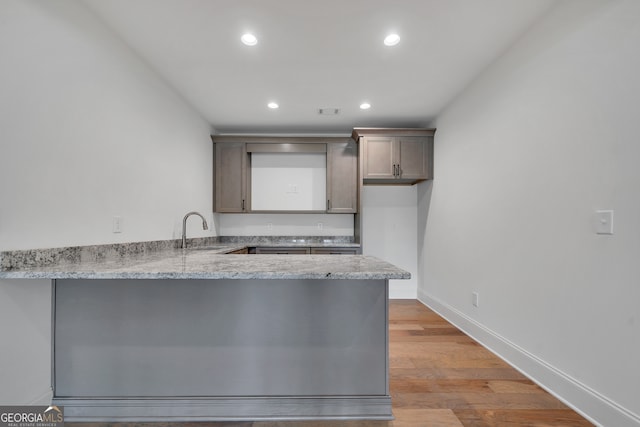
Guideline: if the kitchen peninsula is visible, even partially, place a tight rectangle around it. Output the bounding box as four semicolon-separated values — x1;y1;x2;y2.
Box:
0;239;409;422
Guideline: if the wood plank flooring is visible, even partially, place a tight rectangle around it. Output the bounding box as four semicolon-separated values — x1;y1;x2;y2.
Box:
67;299;592;427
385;300;592;426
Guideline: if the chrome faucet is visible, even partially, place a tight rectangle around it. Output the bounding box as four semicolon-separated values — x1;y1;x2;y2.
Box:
182;211;209;249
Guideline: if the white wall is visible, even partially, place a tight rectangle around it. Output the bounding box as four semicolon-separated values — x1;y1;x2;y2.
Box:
420;0;640;425
0;1;213;404
251;153;326;211
363;186;418;299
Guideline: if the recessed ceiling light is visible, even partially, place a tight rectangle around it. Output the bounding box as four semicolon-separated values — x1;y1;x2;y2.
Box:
384;34;400;46
267;102;279;109
360;102;371;110
241;33;258;46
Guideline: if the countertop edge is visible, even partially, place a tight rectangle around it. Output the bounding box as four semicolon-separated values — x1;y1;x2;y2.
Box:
0;272;411;280
0;251;409;281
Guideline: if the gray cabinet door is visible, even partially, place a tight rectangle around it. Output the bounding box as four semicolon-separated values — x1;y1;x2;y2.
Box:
362;137;395;180
397;136;428;180
327;141;358;213
215;142;248;212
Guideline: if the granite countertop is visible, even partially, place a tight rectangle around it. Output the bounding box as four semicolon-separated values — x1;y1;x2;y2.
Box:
0;240;408;280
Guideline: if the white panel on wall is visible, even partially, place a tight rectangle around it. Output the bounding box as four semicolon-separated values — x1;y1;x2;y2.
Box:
251;153;326;211
362;186;418;299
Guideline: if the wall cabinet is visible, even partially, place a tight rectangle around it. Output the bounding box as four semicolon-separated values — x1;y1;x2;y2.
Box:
212;136;358;213
326;140;358;213
353;128;435;185
214;142;249;212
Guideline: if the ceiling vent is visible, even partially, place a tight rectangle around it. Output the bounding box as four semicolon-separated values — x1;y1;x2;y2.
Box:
318;108;340;116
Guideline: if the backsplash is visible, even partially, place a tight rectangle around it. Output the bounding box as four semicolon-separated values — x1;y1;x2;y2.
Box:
216;213;354;236
217;235;355;245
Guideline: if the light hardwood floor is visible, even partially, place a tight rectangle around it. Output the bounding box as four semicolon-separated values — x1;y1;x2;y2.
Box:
68;299;592;427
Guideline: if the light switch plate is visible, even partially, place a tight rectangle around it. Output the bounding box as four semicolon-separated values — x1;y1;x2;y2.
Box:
595;210;614;235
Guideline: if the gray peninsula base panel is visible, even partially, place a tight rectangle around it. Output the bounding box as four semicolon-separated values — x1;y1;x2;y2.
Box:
53;278;391;421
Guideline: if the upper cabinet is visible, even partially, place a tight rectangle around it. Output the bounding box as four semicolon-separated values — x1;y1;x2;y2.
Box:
327;140;358;213
213;141;249;213
212;136;358;213
352;128;435;185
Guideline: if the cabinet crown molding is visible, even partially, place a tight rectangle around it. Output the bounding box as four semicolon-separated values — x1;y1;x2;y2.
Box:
211;135;353;145
351;127;436;140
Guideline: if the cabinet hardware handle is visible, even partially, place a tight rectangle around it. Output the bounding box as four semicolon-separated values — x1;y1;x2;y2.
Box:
242;199;245;211
327;199;331;211
397;164;401;178
394;164;398;177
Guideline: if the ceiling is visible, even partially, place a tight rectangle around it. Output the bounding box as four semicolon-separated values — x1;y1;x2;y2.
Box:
83;0;557;134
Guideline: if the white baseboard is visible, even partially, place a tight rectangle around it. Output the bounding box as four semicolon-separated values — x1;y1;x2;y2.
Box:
417;290;640;427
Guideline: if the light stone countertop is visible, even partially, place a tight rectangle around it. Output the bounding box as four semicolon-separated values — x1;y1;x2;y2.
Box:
0;244;409;280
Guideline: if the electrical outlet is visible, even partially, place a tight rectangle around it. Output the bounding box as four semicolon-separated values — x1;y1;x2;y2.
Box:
112;216;123;234
267;222;273;230
472;292;479;308
317;222;323;230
